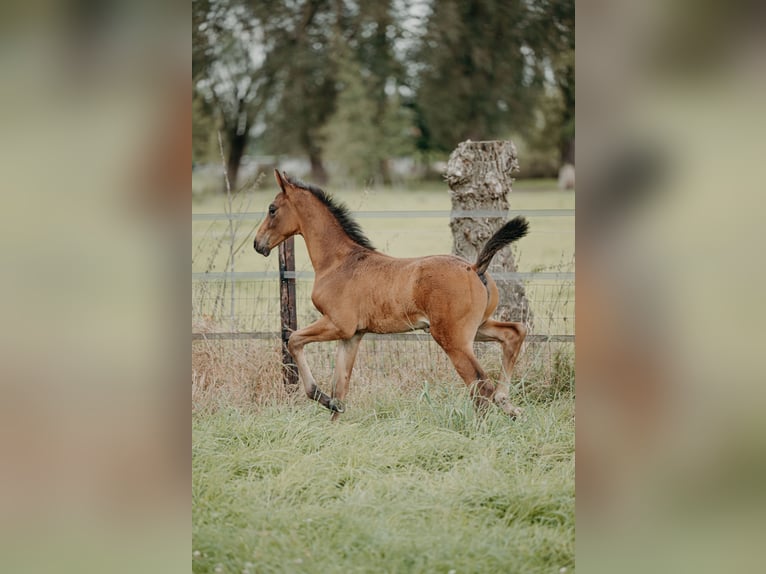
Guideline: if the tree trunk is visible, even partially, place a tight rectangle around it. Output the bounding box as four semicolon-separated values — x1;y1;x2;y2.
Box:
308;150;328;185
222;96;251;192
561;137;575;166
559;61;575;166
446;140;533;327
378;157;391;185
225;128;247;192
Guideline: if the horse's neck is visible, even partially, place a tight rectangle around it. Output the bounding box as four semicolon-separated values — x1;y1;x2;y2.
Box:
297;199;357;273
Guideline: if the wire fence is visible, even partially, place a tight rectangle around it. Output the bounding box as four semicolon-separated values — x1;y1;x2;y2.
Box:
192;208;574;379
191;274;574;340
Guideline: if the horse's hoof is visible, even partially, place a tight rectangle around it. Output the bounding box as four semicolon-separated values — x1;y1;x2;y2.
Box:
508;407;524;420
328;398;345;413
495;395;523;420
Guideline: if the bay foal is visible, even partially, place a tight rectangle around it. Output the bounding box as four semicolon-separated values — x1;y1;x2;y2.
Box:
255;170;528;420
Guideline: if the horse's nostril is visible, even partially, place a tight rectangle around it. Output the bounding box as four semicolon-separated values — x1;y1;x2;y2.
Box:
254;240;270;257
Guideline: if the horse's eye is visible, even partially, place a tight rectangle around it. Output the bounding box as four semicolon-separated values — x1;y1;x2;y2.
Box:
268;205;277;216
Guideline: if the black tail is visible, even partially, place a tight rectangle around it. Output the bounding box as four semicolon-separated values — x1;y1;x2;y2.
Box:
474;216;529;276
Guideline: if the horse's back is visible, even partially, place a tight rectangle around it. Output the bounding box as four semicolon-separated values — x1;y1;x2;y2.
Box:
312;251;495;335
374;253;493;326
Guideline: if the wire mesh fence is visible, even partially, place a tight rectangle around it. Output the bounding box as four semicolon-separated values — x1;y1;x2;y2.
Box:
191;275;574;340
192;207;574;390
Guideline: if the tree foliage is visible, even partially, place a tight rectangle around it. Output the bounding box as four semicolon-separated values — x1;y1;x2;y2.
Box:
192;0;575;189
413;0;574;163
413;0;544;150
247;0;338;182
193;0;267;187
322;41;414;185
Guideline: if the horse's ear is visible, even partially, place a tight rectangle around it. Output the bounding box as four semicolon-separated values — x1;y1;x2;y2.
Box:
274;169;288;193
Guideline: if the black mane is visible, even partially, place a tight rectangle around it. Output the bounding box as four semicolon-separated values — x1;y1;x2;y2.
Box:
284;175;376;251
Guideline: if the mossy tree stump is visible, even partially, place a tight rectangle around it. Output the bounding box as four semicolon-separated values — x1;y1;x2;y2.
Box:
446;140;533;327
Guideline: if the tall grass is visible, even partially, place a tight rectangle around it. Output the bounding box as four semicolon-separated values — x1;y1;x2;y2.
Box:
193;387;574;574
192;337;575;573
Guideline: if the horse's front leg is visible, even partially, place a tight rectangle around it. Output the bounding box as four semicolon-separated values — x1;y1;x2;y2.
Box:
329;333;364;421
287;315;347;413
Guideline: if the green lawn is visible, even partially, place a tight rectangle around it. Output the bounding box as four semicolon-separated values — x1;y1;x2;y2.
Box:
193;180;573;273
192;386;574;574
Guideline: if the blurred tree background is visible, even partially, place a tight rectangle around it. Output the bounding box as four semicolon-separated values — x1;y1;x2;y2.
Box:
193;0;574;190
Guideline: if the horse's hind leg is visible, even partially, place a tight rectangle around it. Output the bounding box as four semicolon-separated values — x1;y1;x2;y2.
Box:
476;319;526;376
475;320;527;418
329;333;364;421
430;328;496;412
445;346;497;412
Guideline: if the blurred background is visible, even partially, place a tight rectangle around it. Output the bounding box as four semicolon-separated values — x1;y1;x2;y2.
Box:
577;0;766;572
1;0;764;571
192;0;575;192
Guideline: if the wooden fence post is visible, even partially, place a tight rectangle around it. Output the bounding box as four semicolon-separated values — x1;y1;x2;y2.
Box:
278;237;299;388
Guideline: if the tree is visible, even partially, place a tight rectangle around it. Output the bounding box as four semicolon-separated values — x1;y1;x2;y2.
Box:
446;140;533;325
251;0;337;183
194;0;267;190
321;46;381;184
193;0;213;82
193;0;218;167
191;2;435;185
412;0;574;169
321;41;414;185
340;0;406;182
192;0;574;187
254;0;411;184
414;0;546;152
525;0;574;165
192;93;218;164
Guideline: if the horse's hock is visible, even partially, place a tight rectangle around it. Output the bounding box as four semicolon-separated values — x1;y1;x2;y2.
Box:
446;140;533;327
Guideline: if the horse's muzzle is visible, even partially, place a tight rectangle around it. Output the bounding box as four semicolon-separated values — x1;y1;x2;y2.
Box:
254;239;271;257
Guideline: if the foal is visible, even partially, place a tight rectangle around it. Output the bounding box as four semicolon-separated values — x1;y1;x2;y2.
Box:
255;170;528;420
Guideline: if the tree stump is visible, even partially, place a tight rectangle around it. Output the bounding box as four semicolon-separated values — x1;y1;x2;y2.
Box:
446;140;533;327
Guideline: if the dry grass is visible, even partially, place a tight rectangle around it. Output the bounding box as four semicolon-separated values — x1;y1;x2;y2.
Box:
192;336;286;411
192;323;574;417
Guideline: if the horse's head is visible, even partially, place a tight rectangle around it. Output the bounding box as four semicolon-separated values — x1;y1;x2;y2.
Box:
254;170;301;256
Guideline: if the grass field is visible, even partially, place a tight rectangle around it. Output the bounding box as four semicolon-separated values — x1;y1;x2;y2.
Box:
192;178;574;274
193;386;574;574
192;175;575;573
